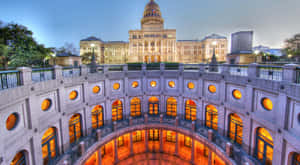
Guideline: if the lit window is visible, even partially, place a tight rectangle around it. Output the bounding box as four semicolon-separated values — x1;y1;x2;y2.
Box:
41;99;52;111
184;136;192;148
228;114;243;144
149;129;159;141
6;113;19;130
293;153;300;165
132;81;139;88
113;83;120;90
168;81;175;88
91;105;103;129
166;131;176;143
255;128;273;164
185;100;196;121
93;86;100;94
261;98;273;111
117;136;124;147
206;105;218;130
232;89;242;100
69;114;82;144
166;97;177;117
11;151;26;165
208;85;216;93
112;100;123;121
130;97;141;117
42;127;58;163
133;131;142;142
187;82;195;89
150;81;157;87
149;97;159;115
69;91;78;100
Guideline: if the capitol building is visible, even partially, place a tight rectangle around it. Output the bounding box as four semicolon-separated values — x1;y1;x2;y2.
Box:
80;0;228;64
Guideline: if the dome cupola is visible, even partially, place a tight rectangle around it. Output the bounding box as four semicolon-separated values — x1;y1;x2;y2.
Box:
141;0;164;30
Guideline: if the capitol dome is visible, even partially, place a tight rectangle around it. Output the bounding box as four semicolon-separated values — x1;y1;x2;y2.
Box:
141;0;164;28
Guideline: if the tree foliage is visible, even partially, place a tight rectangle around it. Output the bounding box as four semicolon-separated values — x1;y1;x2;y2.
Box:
284;34;300;58
81;52;93;64
0;21;52;69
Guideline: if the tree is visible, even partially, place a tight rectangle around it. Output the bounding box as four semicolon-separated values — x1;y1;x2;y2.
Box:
81;52;93;64
284;34;300;60
56;42;78;55
0;22;52;69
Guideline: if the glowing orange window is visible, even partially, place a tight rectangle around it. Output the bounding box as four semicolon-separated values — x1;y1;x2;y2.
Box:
41;99;52;111
166;97;177;117
6;113;19;130
150;81;157;87
93;86;100;94
69;91;78;100
232;89;242;100
69;114;82;144
187;82;195;89
130;97;141;117
112;100;123;121
261;98;273;111
228;114;243;144
206;105;218;130
132;81;139;88
149;97;159;115
168;81;175;88
185;100;196;121
113;83;120;90
92;105;103;129
208;85;216;93
42;127;58;164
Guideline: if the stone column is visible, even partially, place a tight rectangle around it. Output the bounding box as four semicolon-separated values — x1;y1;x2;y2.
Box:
174;132;179;156
175;116;179;127
97;148;102;165
192;121;196;132
97;129;102;141
144;114;148;124
247;63;259;79
63;160;70;165
226;142;233;157
17;67;32;85
191;138;195;164
145;129;149;152
114;138;119;163
207;149;212;165
80;64;89;75
160;129;163;153
283;64;297;83
208;129;214;141
79;141;85;156
130;132;134;156
53;65;63;80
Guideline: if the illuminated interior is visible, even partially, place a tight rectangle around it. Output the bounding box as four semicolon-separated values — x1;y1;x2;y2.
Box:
228;114;243;144
166;97;177;117
69;114;82;144
185;100;197;121
130;97;141;117
6;113;18;131
10;151;26;165
168;81;175;88
255;128;273;165
69;91;78;100
150;81;157;87
112;100;123;121
187;82;195;89
205;105;218;130
232;89;242;100
293;153;300;165
149;97;159;115
261;98;273;111
91;105;103;129
131;81;139;88
41;99;52;111
92;86;100;94
113;83;120;90
208;85;216;93
41;127;58;164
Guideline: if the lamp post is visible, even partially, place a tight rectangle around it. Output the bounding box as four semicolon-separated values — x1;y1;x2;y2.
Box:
51;52;56;66
90;43;97;73
254;50;259;63
209;41;218;72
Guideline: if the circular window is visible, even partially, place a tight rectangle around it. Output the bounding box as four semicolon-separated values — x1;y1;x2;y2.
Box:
261;98;273;111
150;81;157;87
168;81;175;88
93;86;100;94
208;85;216;93
41;99;52;111
232;89;242;100
187;82;195;89
132;81;139;88
113;83;120;90
69;91;78;100
6;113;19;130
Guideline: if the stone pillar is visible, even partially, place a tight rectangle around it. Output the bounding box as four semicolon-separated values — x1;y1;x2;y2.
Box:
129;116;133;126
247;63;259;78
145;129;149;152
160;129;163;153
80;64;89;75
160;63;165;72
283;64;297;83
17;67;32;85
142;63;147;72
144;114;148;124
192;121;196;132
179;63;184;72
114;138;119;163
175;116;179;127
199;64;206;72
160;114;163;123
130;132;134;156
207;149;212;165
123;64;128;72
221;63;230;75
97;148;102;165
226;142;233;157
97;129;102;141
208;129;214;141
191;138;195;164
113;121;117;131
174;132;179;156
103;65;109;73
79;141;85;156
53;65;63;80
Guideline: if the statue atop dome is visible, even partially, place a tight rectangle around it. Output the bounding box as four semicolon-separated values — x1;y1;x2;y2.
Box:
141;0;164;31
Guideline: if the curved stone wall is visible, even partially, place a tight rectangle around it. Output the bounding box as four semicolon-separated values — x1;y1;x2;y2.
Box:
0;64;300;165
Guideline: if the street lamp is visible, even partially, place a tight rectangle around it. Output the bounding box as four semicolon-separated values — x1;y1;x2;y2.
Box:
90;43;97;73
254;50;260;63
51;52;56;66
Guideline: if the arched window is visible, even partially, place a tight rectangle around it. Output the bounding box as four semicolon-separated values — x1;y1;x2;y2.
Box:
92;105;104;129
10;151;27;165
228;114;243;144
293;153;300;165
205;105;218;130
42;127;58;165
130;97;141;117
148;97;159;116
149;129;159;141
112;100;123;121
185;100;196;121
133;131;142;142
166;97;177;117
255;128;273;165
69;114;82;144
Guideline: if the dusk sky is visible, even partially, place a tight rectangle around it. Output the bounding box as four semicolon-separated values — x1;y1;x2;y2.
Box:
1;0;300;51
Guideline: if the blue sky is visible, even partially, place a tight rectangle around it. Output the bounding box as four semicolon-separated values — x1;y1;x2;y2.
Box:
1;0;300;50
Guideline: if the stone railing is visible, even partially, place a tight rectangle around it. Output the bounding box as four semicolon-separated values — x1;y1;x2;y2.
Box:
0;63;299;92
56;114;259;165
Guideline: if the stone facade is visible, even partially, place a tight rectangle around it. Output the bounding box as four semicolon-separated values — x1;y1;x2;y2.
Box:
79;0;228;64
